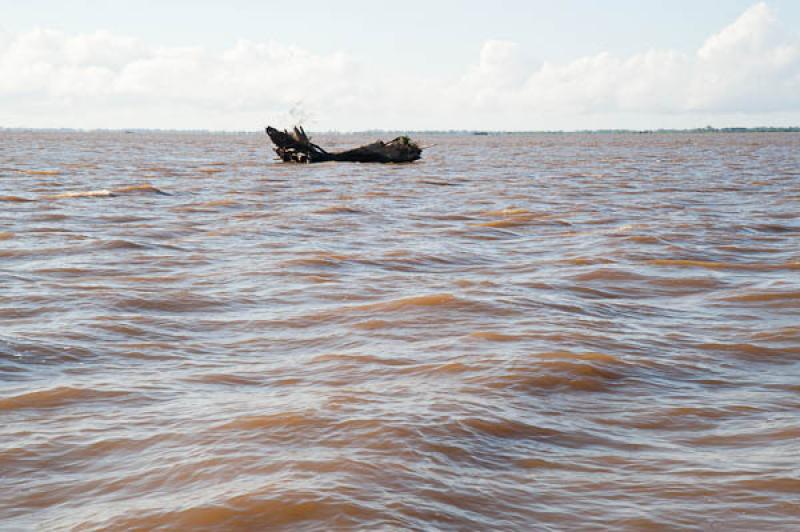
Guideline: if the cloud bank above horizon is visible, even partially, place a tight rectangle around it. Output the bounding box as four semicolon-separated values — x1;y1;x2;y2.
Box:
1;2;798;131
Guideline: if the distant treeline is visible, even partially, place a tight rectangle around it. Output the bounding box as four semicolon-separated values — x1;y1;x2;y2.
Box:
2;126;799;135
581;126;800;134
356;126;800;135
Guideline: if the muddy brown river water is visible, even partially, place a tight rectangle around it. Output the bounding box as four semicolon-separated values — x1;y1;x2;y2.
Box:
1;130;799;530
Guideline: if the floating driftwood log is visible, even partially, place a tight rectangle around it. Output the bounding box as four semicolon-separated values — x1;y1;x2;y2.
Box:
266;126;422;163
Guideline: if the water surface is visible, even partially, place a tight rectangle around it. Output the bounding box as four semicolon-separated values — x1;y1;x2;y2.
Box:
1;130;799;530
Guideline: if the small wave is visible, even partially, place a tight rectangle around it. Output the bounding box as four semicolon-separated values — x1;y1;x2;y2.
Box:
624;235;661;244
91;321;151;338
468;351;632;393
608;223;650;234
352;319;393;330
282;252;355;268
139;165;173;173
0;337;95;365
175;199;240;212
561;257;616;266
31;213;69;221
48;189;114;199
353;293;461;312
646;259;800;271
425;212;477;221
113;293;225;312
473;214;555;228
649;277;721;289
471;207;568;229
467;331;524;342
341;292;511;317
696;342;798;361
368;250;479;268
570;268;649;282
314;205;365;214
595;405;759;431
216;411;323;432
444;415;616;449
734;477;800;493
749;223;798;234
481;207;533;216
303;274;338;284
398;361;474;376
45;184;167;200
197;199;238;207
665;405;759;419
686;425;800;447
182;373;265;386
515;457;600;471
112;184;169;195
752;326;800;343
0;195;35;202
101;239;150;250
0;386;129;410
718;244;784;253
96;495;373;530
24;169;61;176
718;290;800;307
312;352;413;368
420;179;458;186
456;416;565;440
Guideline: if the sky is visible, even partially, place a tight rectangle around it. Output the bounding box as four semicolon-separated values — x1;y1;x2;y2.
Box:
1;0;799;131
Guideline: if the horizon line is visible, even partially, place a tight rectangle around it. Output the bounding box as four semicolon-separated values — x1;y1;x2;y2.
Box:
3;125;800;135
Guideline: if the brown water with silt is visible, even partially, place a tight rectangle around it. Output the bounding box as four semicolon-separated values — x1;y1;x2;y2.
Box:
1;130;799;530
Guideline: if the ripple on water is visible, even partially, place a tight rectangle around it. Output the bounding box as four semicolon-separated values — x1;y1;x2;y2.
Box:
717;289;800;308
90;495;384;531
646;258;800;271
465;351;647;394
0;386;132;410
0;195;36;202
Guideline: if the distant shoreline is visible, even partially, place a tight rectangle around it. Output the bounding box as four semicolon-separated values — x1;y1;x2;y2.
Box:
2;126;799;135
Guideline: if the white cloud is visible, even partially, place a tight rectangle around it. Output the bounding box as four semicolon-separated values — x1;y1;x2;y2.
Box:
0;2;798;130
690;2;800;112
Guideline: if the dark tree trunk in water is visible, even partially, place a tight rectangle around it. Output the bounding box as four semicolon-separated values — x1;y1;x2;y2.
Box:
266;126;422;163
